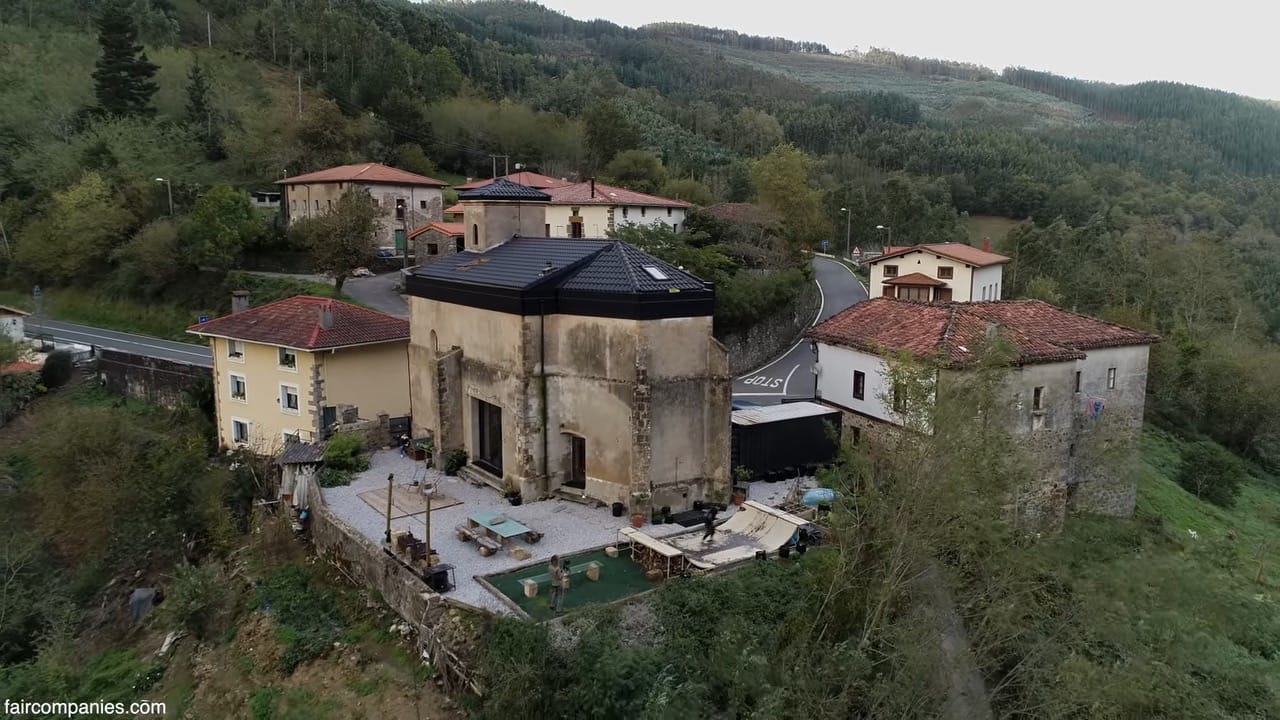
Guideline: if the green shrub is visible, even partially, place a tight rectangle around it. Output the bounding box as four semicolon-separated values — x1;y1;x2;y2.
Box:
163;563;231;640
249;687;280;720
321;432;367;472
39;350;73;389
1176;440;1249;508
316;468;353;488
257;565;343;673
442;449;468;475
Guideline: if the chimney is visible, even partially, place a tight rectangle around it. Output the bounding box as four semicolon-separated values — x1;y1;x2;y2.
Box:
982;238;992;253
318;303;334;330
590;177;595;199
231;290;251;313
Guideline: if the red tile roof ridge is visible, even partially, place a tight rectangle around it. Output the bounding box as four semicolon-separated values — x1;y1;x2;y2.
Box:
872;242;1010;267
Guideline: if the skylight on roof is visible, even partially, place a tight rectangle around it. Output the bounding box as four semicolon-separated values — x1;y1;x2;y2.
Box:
642;265;669;280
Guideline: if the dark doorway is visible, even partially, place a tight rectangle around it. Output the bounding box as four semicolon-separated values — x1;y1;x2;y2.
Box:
475;399;503;476
566;435;586;489
321;406;337;439
455;235;464;252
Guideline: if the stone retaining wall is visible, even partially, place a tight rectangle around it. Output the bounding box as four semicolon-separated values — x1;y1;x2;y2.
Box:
95;350;211;409
718;279;820;376
310;497;485;695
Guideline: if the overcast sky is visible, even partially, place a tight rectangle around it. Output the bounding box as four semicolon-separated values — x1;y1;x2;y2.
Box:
537;0;1275;100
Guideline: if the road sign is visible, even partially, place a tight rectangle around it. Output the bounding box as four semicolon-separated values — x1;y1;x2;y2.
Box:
198;316;209;323
821;239;829;250
32;285;41;299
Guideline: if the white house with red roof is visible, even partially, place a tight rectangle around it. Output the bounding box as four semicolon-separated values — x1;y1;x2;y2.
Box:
188;293;410;451
277;163;447;254
542;180;692;238
866;241;1010;302
804;298;1157;519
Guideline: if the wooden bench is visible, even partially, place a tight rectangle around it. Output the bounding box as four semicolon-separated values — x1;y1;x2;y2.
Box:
455;524;477;542
520;561;603;596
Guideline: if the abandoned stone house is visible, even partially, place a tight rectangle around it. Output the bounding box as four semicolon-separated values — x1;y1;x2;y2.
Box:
405;179;731;512
804;298;1157;520
277;163;446;252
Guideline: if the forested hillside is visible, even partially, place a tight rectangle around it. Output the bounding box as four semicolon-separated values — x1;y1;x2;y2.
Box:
3;1;1280;717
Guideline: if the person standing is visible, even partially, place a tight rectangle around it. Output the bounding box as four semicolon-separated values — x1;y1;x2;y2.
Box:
701;506;718;543
548;555;565;615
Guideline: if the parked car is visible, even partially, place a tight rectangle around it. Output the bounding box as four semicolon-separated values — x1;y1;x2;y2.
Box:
351;266;374;277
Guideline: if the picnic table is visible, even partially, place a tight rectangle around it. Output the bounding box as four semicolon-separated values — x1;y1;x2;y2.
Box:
456;511;543;556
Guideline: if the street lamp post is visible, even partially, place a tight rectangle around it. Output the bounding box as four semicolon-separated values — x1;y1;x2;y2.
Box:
875;224;892;251
839;207;852;259
155;177;173;215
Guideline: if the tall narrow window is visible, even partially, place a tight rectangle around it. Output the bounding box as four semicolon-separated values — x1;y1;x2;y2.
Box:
279;384;300;414
472;224;479;246
1074;371;1081;393
853;370;866;400
1033;386;1044;411
1107;367;1117;390
230;374;247;401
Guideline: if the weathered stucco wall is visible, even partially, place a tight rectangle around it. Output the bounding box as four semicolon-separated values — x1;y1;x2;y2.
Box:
719;278;819;376
409;296;730;510
460;200;547;251
96;349;210;410
319;341;410;419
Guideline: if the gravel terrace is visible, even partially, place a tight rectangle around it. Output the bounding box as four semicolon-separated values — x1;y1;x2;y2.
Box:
322;449;817;614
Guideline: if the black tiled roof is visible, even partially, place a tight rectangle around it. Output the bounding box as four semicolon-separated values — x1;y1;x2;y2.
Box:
420;239;610;289
561;242;707;293
457;178;551;202
407;238;714;320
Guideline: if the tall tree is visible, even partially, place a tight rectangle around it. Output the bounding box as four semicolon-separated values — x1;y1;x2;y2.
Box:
91;0;159;118
584;99;641;171
185;60;224;160
751;145;825;246
180;186;261;273
291;189;381;291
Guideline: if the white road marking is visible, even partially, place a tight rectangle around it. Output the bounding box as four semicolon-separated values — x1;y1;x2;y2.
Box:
735;261;829;380
779;363;801;395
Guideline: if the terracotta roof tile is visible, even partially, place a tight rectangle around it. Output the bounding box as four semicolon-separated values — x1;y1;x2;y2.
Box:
883;272;946;286
804;298;1156;366
409;222;464;240
444;203;463;215
871;242;1009;267
277;163;445;187
544;182;691;208
455;171;572;190
187;296;408;351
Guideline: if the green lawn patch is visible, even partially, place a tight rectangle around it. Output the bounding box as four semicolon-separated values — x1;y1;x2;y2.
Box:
485;548;661;620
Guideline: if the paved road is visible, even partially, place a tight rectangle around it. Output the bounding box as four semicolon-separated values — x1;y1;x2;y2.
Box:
732;256;867;403
344;271;409;318
27;319;214;367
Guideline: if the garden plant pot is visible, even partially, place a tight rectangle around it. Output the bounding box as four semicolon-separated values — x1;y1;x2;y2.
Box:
630;513;645;529
732;493;746;506
506;492;522;506
611;502;625;517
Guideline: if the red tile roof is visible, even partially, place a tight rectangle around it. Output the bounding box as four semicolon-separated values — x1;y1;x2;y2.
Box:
805;298;1156;366
871;243;1009;267
277;163;445;187
444;203;463;215
0;361;40;375
455;171;572;190
409;222;464;240
544;181;692;208
883;272;946;286
187;296;409;351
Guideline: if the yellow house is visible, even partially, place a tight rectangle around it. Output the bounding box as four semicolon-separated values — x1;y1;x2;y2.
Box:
188;293;411;451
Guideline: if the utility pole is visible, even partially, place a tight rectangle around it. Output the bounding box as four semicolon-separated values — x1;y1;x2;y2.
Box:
488;155;509;179
206;11;212;47
297;74;303;117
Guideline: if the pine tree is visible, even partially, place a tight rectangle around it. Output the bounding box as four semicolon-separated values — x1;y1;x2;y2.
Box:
92;0;159;117
185;60;224;159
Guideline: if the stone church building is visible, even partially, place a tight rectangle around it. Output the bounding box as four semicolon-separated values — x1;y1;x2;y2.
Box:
405;180;731;512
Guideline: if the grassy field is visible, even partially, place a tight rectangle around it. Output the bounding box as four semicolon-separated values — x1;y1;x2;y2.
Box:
964;215;1024;246
0;272;345;342
691;42;1094;130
